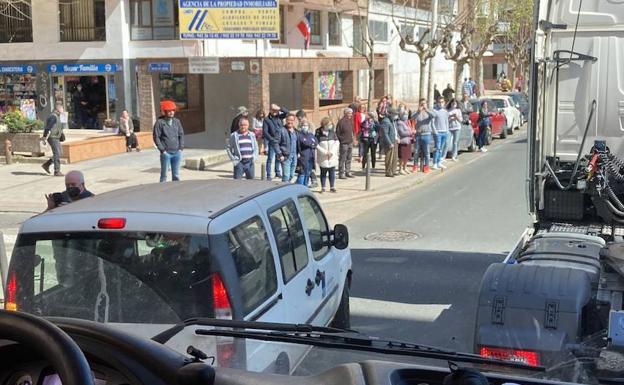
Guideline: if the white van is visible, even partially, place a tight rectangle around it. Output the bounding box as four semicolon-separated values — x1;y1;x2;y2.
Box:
5;180;352;373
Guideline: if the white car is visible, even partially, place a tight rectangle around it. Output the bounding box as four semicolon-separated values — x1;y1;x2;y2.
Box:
5;179;352;374
490;95;522;133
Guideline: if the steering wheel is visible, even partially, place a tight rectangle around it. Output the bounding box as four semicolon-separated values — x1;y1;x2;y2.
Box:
0;310;94;385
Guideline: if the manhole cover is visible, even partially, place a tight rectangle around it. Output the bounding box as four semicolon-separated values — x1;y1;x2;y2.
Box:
364;231;421;242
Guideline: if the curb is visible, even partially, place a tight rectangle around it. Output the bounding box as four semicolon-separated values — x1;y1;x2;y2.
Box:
0;156;69;165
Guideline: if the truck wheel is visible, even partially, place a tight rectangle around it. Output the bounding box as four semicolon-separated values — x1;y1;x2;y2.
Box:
330;282;350;329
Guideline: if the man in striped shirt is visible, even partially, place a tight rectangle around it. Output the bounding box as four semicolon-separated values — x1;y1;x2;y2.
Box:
226;117;258;179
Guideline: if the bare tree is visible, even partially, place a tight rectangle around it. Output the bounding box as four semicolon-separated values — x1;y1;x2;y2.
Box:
500;0;533;89
439;0;502;96
391;0;441;99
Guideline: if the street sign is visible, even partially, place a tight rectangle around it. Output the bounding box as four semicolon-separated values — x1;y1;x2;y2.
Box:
148;62;172;72
47;63;118;73
189;57;220;74
0;65;36;74
178;0;279;40
231;61;245;71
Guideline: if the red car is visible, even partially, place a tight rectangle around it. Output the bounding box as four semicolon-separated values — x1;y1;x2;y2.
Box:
469;98;509;144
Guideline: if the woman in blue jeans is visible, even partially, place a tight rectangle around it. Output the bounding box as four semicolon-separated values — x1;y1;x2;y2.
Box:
477;101;492;152
412;98;435;173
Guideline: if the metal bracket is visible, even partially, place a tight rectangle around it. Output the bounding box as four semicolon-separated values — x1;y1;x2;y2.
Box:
492;296;505;325
545;301;559;329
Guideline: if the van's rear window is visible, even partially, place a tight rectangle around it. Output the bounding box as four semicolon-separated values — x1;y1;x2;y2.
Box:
9;232;214;323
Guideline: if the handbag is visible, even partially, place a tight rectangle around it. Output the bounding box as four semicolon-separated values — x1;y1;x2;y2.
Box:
59;133;66;142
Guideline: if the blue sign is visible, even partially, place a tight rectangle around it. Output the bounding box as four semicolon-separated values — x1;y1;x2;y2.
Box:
148;62;172;72
46;63;118;74
0;65;36;74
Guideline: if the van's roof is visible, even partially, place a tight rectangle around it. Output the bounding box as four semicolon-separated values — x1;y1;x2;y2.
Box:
46;179;288;218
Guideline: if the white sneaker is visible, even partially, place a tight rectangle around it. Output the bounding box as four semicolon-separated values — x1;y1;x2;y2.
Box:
440;163;447;169
480;147;488;153
451;157;458;162
431;164;440;170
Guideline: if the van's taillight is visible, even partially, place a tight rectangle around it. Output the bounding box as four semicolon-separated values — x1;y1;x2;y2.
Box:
5;272;17;311
97;218;126;229
479;346;540;366
212;273;232;319
211;272;235;367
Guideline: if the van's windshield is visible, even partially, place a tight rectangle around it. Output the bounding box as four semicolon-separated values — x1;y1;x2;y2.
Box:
9;232;213;324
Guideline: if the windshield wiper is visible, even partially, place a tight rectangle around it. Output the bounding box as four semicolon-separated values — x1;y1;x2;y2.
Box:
153;318;544;372
151;317;353;344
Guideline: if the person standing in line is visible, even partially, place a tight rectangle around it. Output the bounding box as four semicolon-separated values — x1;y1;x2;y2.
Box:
462;78;471;98
397;109;413;175
153;100;185;182
447;100;462;161
252;109;265;154
468;77;477;97
226;117;258;179
354;103;366;164
432;97;449;170
433;84;442;101
296;121;317;186
230;106;249;134
336;108;355;179
359;111;378;169
295;110;319;188
119;110;140;152
349;96;362;114
477;101;492;152
413;99;435;174
41;102;67;176
315;117;339;193
460;93;473;113
263;103;288;180
379;108;399;177
442;83;455;102
280;113;299;182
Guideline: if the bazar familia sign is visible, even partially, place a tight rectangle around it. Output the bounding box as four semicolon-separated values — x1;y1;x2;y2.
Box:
47;63;119;73
179;0;279;39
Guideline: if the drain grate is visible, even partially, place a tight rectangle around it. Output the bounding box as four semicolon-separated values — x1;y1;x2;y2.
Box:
364;231;421;242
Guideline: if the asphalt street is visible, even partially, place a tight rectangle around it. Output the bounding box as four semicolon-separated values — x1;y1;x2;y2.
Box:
297;131;531;375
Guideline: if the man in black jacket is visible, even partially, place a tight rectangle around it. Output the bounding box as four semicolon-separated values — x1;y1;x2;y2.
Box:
153;100;185;182
262;103;288;180
336;108;355;178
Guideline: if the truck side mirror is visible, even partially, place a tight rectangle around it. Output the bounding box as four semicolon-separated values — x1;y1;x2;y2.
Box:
332;224;349;250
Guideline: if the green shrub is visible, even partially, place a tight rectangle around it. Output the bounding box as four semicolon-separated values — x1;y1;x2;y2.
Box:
0;111;43;133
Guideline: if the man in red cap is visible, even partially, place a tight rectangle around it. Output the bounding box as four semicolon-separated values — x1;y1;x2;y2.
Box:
153;100;185;182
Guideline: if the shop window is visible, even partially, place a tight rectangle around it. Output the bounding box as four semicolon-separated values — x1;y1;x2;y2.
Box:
59;0;106;42
328;12;341;46
368;20;388;42
0;74;37;115
0;0;32;43
129;0;179;40
319;71;343;107
159;74;188;110
270;6;286;45
306;10;321;46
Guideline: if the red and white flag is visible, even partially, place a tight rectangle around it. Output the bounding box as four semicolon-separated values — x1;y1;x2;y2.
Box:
297;12;311;49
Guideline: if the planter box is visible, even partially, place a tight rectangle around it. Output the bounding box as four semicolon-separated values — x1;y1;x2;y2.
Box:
0;132;46;156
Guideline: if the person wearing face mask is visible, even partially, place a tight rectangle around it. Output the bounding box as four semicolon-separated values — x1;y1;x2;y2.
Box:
72;83;89;129
45;170;94;211
359;111;378;170
432;96;450;170
296;121;317;186
279;114;299;182
315;117;339;193
396;106;413;174
336;108;355;179
379;107;399;177
447;100;463;161
263;103;288;180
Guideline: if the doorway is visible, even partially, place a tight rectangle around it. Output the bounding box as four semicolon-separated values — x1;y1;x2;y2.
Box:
53;75;114;129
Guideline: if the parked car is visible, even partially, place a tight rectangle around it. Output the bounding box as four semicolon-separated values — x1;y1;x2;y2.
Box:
452;107;477;154
507;91;529;124
469;98;508;143
489;95;522;133
6;179;352;374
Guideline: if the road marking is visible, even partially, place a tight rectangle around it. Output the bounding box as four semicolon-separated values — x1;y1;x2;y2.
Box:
351;297;451;322
364;256;408;263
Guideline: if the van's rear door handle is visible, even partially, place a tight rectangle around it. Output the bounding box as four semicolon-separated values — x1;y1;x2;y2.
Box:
305;279;315;296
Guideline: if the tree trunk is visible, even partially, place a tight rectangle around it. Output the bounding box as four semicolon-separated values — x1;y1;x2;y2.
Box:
419;58;427;100
367;54;375;110
454;62;464;99
476;57;484;96
510;64;517;89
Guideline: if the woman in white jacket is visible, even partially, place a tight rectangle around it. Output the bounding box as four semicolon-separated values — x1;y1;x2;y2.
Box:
315;117;340;193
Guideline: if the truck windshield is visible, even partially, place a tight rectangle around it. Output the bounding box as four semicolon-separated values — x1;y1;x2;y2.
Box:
9;232;213;324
